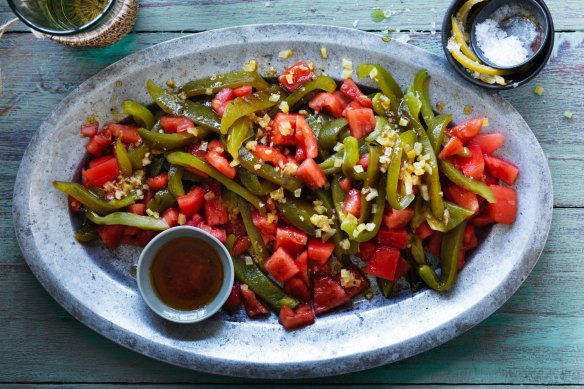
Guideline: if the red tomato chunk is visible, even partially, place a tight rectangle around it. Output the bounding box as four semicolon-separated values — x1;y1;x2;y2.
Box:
484;155;519;185
279;304;315;330
488;185;518;224
240;285;269;317
307;238;335;265
296;158;327;189
160;116;195;133
312;276;350;316
275;227;308;257
278;61;314;92
265;247;300;283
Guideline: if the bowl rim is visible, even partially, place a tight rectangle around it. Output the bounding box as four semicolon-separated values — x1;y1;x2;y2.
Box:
136;225;235;324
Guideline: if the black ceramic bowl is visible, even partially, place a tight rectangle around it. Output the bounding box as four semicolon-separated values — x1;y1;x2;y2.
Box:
441;0;554;90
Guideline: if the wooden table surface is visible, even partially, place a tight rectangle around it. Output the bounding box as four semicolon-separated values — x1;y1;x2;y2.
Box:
1;1;583;387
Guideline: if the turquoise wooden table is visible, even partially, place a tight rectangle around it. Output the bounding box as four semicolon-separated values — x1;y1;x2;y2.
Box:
1;1;583;387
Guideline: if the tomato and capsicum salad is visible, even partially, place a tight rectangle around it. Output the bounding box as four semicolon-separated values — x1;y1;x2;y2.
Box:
55;60;519;330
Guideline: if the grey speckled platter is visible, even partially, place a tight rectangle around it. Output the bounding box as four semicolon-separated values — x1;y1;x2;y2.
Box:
12;24;553;378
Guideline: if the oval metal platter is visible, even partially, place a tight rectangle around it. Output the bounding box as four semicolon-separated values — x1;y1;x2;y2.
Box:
12;24;553;378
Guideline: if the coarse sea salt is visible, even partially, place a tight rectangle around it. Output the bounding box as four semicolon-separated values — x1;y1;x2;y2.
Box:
475;18;536;67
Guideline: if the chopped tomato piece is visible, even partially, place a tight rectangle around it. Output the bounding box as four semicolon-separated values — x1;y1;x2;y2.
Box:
340;79;372;107
206;150;236;179
472;208;496;227
197;223;227;243
252;210;277;244
147;172;168;191
224;282;242;312
127;203;146;215
487;185;518;224
186;213;204;227
80;122;99;138
271;113;298;146
470;133;505;155
203;184;229;226
82;157;120;187
312;276;351;316
358;241;377;261
295;250;309;284
275;227;308;257
232;236;250;257
123;226;140;236
308;92;346;118
339;176;352;192
438;136;464;159
295;115;318;160
265;247;300;283
343;189;361;217
428;231;443;257
364;246;401;281
453;144;484;180
240;284;269;317
102;123;141;144
415;221;433;241
309;258;332;276
357;153;369;169
211;88;235;117
85;133;111;157
177;186;205;218
307;238;335;265
233;85;253;97
345;108;376;140
160;116;195;133
284;277;311;302
463;225;478;251
376;227;408;249
278;61;314;92
394;256;411;280
279;304;315;330
97;225;125;250
383;207;414;229
334;266;370;298
296;158;327;189
207;139;225;154
252;144;288;167
448;117;484;143
89;154;116;168
484;155;519;185
161;207;179;227
445;185;479;214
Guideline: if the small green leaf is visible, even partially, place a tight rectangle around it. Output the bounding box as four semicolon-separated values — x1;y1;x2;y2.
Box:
371;8;387;23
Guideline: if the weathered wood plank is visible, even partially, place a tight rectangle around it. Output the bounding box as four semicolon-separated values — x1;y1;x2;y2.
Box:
1;208;582;384
1;0;583;32
2;386;583;389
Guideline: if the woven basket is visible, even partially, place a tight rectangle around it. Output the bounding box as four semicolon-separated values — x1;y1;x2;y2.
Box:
43;0;138;48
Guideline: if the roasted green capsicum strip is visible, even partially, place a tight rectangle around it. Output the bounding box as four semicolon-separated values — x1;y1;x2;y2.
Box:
342;136;367;181
75;222;97;243
409;196;426;229
86;210;169;231
331;175;348;222
371;93;392;117
359;144;381;223
147;80;221;133
165;151;266;212
238;148;302;192
275;194;318;236
180;71;269;97
418;221;466;292
121;99;155;130
318;118;348;150
378;278;396;298
232;255;299;312
425;201;474;232
138;128;196;151
226;117;253;162
221;86;281;134
238;168;278;195
53;181;139;215
319;149;344;175
439;159;496;203
365;116;391;143
403;90;422;120
386;136;415;210
412;69;435;128
270;76;337;115
237;196;270;268
146;156;165;177
408;233;427;266
356;64;403;113
167;165;185;197
147;189;176;214
428;114;452;155
314;189;345;260
351;175;387;243
128;144;150;169
115;137;132;177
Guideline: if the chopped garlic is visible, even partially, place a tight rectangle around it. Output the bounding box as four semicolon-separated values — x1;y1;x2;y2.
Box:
369;67;379;79
285;74;294;84
533;85;544;96
177;213;186;225
365;188;379;201
269;93;281;102
299;215;305;221
320;47;328;59
146;209;159;218
371;204;378;214
205;88;213;95
342;58;353;70
565;111;574;119
365;223;376;231
399;117;409;127
243;60;257;72
246;140;258;150
483;117;489;127
333;158;343;168
413;142;423;155
244;256;254;266
340;239;351;250
353;165;364;174
278;120;293;135
420;184;430;201
315;229;322;238
229;160;239;167
294;188;302;198
341;69;353;80
333;142;345;152
254;164;262;170
279;50;294;59
281;162;298;176
258;114;271;128
204;191;215;200
279;101;290;113
270;187;285;201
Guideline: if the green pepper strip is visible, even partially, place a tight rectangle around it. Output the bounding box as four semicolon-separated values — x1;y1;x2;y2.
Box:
418;221;466;292
270;76;337;116
408;233;427;266
342;136;367;181
121;99;155;130
356;64;403;114
319;150;344;175
238;148;302;192
146;156;165;178
53;181;139;215
331;175;348;222
128;144;150;169
372;93;392;116
180;71;269;97
314;189;345;261
365;116;391;143
238;169;278;195
352;175;387;243
147;80;221;133
428;114;452;155
226;117;253;162
439;159;496;203
359;144;381;224
237;196;270;269
412;70;435;128
115;138;132;177
147;189;176;214
403;90;422;120
425;201;474;232
221;87;281;134
318;118;348;151
75;222;97;243
167;165;185;197
386;136;415;210
165;151;266;212
86;210;169;231
378;278;395;298
275;194;318;236
409;196;426;229
138;128;196;151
